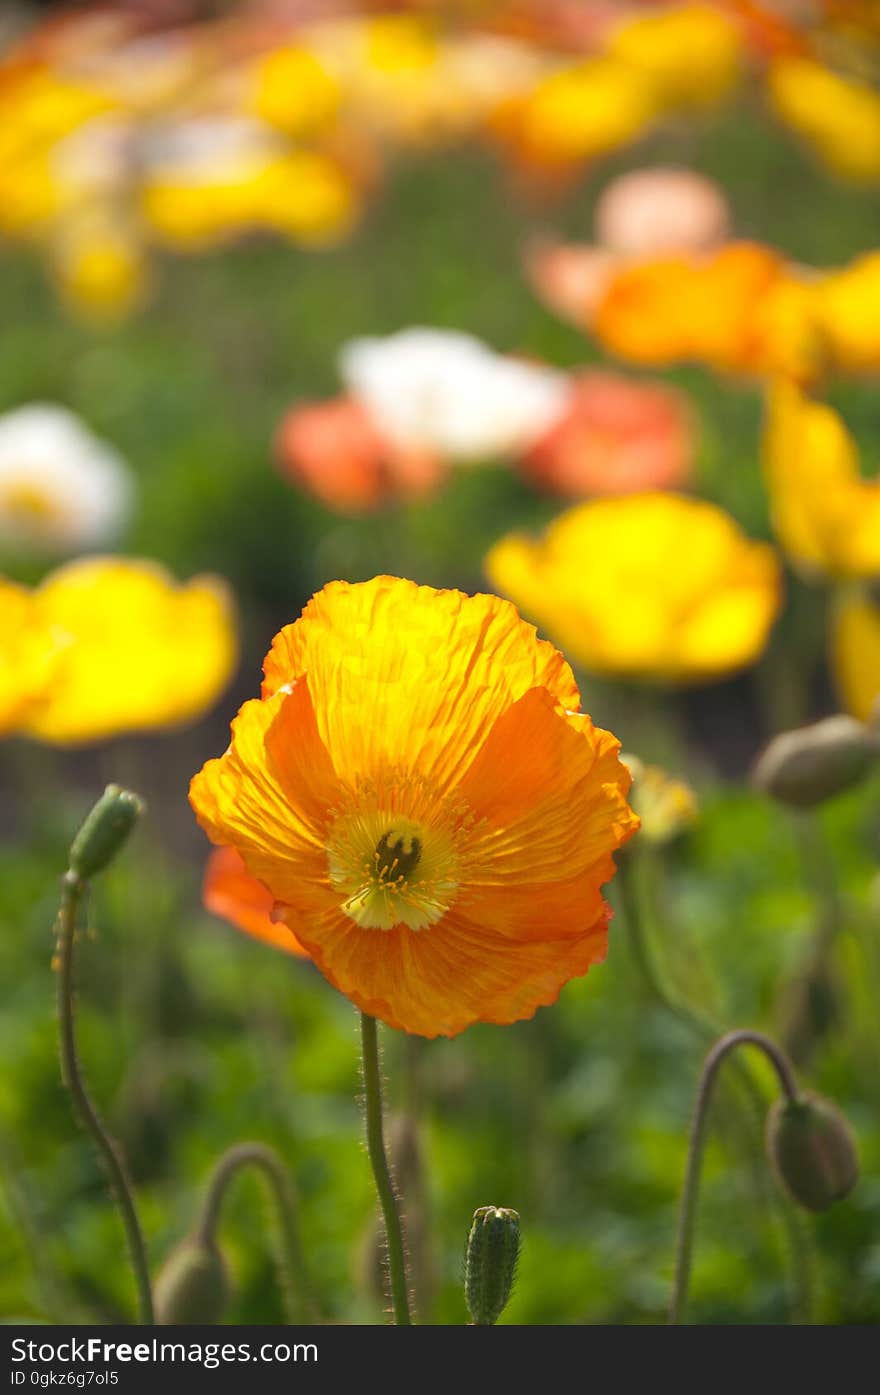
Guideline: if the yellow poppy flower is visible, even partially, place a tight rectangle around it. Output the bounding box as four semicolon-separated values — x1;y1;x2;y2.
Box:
830;587;880;722
485;494;781;684
0;580;67;734
190;577;637;1038
620;754;698;846
248;46;341;138
606;3;742;109
505;58;656;166
763;381;880;579
769;57;880;183
19;557;238;745
816;253;880;376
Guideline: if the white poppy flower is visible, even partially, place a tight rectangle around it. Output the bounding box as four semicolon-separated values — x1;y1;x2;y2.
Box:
0;404;134;553
339;328;572;462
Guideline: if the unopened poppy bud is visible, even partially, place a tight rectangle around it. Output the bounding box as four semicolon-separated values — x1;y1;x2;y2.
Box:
154;1237;229;1324
752;715;879;808
68;785;145;881
465;1206;520;1325
766;1091;859;1212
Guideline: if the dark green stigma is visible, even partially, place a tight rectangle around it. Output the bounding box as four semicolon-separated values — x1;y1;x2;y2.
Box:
374;830;422;883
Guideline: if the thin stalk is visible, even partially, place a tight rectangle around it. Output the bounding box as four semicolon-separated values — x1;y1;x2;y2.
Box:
669;1029;800;1326
195;1142;318;1323
359;1013;412;1325
56;871;154;1324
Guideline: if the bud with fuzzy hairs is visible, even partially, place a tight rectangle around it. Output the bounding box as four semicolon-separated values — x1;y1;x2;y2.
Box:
68;784;144;882
751;715;879;808
154;1236;229;1325
464;1206;520;1326
766;1091;859;1212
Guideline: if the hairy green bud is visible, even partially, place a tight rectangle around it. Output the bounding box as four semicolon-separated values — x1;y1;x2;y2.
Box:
68;785;144;881
154;1237;229;1325
464;1206;520;1325
766;1092;859;1212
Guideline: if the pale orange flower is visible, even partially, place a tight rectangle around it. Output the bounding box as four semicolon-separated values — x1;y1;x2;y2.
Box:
521;370;694;497
274;396;444;513
203;846;309;958
190;577;637;1038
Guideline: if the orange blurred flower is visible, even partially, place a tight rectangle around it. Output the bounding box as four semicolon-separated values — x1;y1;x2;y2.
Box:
594;241;794;374
521;370;694;497
275;395;443;513
203;846;309;958
190;577;637;1037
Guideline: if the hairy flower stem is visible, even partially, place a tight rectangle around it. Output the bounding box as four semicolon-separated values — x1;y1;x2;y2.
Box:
359;1012;412;1324
56;871;154;1324
195;1142;318;1322
669;1029;800;1326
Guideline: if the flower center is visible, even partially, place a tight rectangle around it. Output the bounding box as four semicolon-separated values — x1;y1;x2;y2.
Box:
374;828;422;883
327;791;466;933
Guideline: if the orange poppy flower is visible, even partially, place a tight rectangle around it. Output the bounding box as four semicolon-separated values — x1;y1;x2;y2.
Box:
521;370;694;497
594;242;786;372
275;395;444;513
202;846;309;958
189;577;638;1038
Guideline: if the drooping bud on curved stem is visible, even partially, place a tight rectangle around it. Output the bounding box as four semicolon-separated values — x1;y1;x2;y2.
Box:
56;787;153;1324
766;1092;858;1212
188;1141;319;1323
464;1206;521;1325
669;1029;858;1325
752;715;879;808
154;1236;229;1325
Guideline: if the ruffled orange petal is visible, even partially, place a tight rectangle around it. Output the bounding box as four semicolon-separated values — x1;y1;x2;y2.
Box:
283;902;610;1038
261;577;580;792
202;846;309;957
189;677;339;903
457;689;637;936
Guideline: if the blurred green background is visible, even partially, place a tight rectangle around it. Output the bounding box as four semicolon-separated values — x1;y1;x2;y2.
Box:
1;102;879;1325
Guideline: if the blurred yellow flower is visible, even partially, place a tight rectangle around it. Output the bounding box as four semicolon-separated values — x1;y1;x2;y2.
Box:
816;252;880;376
0;580;67;734
607;3;742;109
254;151;358;246
763;381;880;579
19;557;238;745
485;493;781;684
249;45;341;138
769;57;880;182
830;588;880;722
500;58;656;166
51;212;148;320
620;753;697;845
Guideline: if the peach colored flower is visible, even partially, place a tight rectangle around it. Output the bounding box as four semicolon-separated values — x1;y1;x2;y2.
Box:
521;370;694;497
275;395;443;513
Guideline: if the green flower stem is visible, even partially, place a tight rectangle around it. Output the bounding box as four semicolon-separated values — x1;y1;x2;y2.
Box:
617;851;716;1040
56;871;154;1325
669;1029;800;1326
618;852;814;1322
359;1012;412;1325
195;1142;318;1322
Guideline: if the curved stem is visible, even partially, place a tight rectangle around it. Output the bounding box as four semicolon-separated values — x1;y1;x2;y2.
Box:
359;1013;412;1325
669;1029;800;1326
56;871;154;1324
619;852;815;1320
195;1142;318;1322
